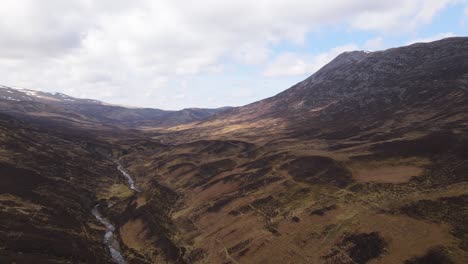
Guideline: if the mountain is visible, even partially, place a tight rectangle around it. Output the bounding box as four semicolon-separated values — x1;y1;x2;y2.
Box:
0;37;467;264
0;85;102;104
170;37;467;141
0;85;229;127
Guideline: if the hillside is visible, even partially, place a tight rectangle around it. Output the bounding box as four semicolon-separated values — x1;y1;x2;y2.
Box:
0;112;125;263
166;37;467;142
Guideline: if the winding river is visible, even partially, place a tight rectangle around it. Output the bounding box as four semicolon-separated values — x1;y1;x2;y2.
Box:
117;162;141;192
92;163;139;264
92;205;128;264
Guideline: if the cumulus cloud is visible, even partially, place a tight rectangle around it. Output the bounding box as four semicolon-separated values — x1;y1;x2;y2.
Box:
263;44;358;77
0;0;457;109
364;37;385;51
351;0;452;31
406;32;456;45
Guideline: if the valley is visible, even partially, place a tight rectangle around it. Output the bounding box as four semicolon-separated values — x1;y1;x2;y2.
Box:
92;164;141;264
0;37;467;264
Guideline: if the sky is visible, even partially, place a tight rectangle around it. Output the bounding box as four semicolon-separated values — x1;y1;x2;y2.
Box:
0;1;467;110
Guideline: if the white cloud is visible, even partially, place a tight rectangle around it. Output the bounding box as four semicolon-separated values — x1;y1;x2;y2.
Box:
464;5;468;16
263;53;311;77
406;32;456;45
364;37;385;51
263;44;358;77
351;0;453;31
0;0;457;109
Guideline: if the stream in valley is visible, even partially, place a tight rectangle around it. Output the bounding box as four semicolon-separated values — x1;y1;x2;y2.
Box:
92;163;139;264
117;162;141;192
92;205;128;264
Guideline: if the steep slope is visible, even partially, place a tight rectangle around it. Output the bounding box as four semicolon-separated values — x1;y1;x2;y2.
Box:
0;113;130;263
169;37;467;141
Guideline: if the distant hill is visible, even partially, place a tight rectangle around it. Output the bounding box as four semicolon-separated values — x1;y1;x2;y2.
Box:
0;85;230;127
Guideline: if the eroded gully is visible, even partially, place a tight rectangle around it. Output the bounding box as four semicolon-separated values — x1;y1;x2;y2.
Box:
92;162;140;264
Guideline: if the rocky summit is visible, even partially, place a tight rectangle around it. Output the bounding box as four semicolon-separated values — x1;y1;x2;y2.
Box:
0;37;467;264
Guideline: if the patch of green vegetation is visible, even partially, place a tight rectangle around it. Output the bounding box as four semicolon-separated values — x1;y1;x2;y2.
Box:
98;184;134;200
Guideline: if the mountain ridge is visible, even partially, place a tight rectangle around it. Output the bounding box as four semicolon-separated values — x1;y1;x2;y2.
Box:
163;37;467;142
0;85;231;127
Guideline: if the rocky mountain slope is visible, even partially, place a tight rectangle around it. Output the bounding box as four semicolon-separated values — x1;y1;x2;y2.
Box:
0;37;467;264
169;37;467;141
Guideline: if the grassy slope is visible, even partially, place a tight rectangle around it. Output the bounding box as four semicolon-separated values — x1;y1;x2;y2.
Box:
113;124;467;263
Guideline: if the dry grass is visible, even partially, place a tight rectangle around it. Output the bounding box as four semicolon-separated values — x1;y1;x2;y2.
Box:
0;194;42;214
349;158;429;183
353;165;424;183
120;218;149;252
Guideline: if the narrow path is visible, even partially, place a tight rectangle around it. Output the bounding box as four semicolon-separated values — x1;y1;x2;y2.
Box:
92;162;140;264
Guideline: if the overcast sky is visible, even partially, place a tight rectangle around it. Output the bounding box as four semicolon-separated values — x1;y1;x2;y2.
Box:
1;0;467;109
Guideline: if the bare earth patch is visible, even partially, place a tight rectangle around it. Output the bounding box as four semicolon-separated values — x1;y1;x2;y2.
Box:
353;165;424;183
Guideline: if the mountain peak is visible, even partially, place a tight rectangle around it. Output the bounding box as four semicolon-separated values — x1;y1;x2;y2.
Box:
307;50;370;83
333;50;369;62
191;36;468;139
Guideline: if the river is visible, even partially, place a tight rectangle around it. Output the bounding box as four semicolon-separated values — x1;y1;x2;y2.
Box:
92;162;139;264
117;162;141;192
92;205;128;264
